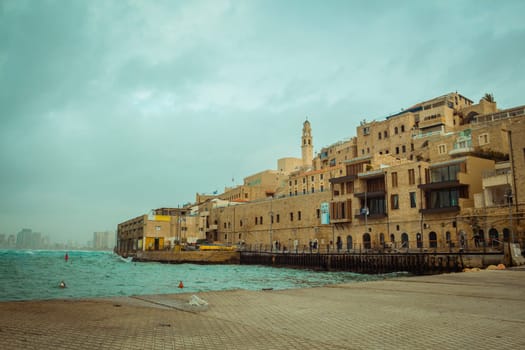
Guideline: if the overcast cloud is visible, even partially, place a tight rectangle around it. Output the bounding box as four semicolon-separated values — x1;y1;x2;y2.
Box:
1;0;524;243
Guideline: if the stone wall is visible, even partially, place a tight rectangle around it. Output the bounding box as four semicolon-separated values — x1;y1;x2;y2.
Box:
135;250;240;264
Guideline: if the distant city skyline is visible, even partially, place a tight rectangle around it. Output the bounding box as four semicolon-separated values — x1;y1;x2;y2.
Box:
1;0;525;242
0;228;115;250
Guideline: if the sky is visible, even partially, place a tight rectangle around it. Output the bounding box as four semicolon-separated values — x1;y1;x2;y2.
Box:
1;0;525;243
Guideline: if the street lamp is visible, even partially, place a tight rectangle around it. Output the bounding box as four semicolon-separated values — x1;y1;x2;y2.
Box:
505;185;514;243
502;128;517;243
269;210;274;252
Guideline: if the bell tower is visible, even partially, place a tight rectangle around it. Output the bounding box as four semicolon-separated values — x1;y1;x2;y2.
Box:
301;119;313;168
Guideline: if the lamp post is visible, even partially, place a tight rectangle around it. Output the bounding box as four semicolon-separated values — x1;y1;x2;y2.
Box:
503;128;517;243
269;209;274;252
505;178;514;244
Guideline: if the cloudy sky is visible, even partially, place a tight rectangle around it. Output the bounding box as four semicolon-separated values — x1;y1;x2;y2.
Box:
1;0;524;244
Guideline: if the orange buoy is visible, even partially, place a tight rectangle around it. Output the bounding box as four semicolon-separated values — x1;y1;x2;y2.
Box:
178;281;184;289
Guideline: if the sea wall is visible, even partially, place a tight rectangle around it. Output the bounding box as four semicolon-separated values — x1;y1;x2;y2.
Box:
240;251;505;274
134;250;240;264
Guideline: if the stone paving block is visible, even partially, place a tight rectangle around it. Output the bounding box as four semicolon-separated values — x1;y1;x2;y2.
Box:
1;270;525;349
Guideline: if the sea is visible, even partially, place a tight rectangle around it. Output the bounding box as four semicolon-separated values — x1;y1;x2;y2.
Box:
0;249;408;302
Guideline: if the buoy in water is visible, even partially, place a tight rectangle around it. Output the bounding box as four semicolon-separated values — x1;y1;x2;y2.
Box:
178;281;184;289
59;281;66;288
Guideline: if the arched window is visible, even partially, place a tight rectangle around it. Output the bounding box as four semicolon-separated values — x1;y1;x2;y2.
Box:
459;230;466;249
363;233;371;249
416;233;422;248
478;229;485;242
379;233;385;247
429;232;437;248
503;228;510;242
346;235;353;251
401;233;409;248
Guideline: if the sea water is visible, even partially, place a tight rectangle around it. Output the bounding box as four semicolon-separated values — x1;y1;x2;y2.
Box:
0;249;407;302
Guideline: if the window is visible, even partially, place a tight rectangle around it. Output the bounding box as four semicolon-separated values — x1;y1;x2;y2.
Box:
428;189;463;209
311;176;314;181
402;145;406;153
363;127;370;135
276;214;280;223
391;194;399;209
408;169;415;185
255;217;258;225
320;174;324;180
395;146;399;154
478;133;489;145
378;132;382;140
410;192;417;208
302;178;306;184
401;125;405;132
240;220;243;227
384;131;388;138
438;144;447;154
298;211;302;220
271;215;274;224
303;189;306;194
394;127;398;135
311;187;315;193
430;163;463;182
290;212;294;221
294;179;297;185
391;172;398;187
316;209;320;219
320;185;324;192
260;216;263;225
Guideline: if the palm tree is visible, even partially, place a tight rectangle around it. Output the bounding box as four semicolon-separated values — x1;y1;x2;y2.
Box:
483;93;495;103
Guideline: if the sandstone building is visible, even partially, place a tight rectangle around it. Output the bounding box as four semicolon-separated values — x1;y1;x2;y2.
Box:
117;93;524;255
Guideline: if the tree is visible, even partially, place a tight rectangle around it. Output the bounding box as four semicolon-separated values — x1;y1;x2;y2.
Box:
483;93;495;103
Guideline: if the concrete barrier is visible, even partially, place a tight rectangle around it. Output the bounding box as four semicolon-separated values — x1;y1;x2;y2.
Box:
135;250;240;264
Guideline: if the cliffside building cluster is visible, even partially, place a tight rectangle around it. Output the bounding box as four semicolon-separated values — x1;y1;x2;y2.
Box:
117;92;525;255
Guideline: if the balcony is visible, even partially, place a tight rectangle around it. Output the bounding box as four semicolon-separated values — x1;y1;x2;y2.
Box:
330;217;352;224
354;191;386;199
482;171;512;189
449;138;473;157
419;206;460;215
357;169;384;179
353;208;387;219
418;180;461;190
206;224;218;232
329;175;357;184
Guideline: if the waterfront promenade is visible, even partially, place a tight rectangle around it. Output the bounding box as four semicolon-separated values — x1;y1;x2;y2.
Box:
1;269;524;349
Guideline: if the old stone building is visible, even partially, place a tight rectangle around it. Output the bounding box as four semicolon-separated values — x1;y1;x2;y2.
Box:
116;92;525;255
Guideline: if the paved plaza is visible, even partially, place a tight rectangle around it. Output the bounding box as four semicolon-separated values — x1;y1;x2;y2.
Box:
1;269;524;349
